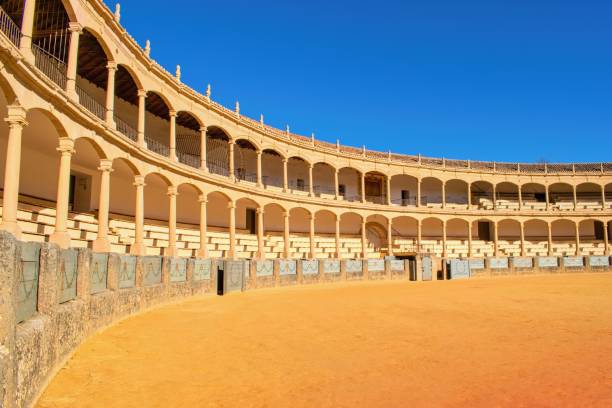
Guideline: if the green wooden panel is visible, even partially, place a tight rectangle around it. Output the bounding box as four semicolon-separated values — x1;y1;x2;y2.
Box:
169;258;187;282
118;255;137;288
142;256;162;286
16;242;40;323
57;249;78;303
192;259;211;281
90;253;108;294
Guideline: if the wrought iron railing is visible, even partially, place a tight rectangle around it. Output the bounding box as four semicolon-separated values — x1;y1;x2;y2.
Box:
145;136;169;157
0;6;21;46
114;114;138;141
32;43;67;89
75;84;105;120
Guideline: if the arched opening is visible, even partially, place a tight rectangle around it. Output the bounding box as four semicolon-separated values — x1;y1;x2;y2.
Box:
313;162;336;198
551;219;576;256
264;203;285;258
338;167;361;202
497;219;521;256
578;219;606;256
446;218;469;258
445;179;468;208
143;173;171;255
108;158;138;253
365;214;388;257
390;175;417;207
113;65;140;141
471;181;493;210
576;183;603;210
495;182;520;211
315;210;337;259
421;217;443;257
206;127;230;176
206;192;231;258
175;112;202;168
75;28;110;120
176;183;201;257
392;216;418;255
364;171;387;205
289;207;310;258
235;197;259;258
144;92;171;157
521;183;546;210
548;183;573;211
339;212;362;258
524;220;548;256
420;177;442;207
261;149;284;189
470;218;495;257
233;140;257;183
287;157;309;193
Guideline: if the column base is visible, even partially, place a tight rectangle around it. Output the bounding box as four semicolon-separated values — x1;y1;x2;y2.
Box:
49;231;71;249
0;221;22;240
130;242;146;256
92;237;111;253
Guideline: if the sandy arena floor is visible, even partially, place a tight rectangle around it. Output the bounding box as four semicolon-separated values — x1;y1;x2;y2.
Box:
36;274;612;408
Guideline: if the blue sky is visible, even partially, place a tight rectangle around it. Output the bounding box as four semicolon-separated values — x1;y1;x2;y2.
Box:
107;0;612;163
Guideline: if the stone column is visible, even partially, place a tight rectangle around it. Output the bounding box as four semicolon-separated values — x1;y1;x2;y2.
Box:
92;159;113;253
467;221;473;257
603;221;609;256
282;158;288;192
105;62;117;127
283;211;290;258
360;172;366;203
361;218;368;258
467;183;472;210
19;0;36;61
169;110;177;161
387;218;393;257
49;138;74;248
0;106;27;238
573;185;578;210
417;178;421;207
167;186;178;257
65;22;82;97
197;195;208;258
520;222;526;256
256;150;262;187
547;222;553;256
310;214;316;258
228;140;235;181
493;221;499;256
308;164;314;196
601;185;606;211
200;126;207;171
257;208;264;259
574;221;581;256
228;202;236;259
334;169;339;199
335;216;341;258
137;90;147;147
386;176;392;205
130;176;146;255
441;181;446;209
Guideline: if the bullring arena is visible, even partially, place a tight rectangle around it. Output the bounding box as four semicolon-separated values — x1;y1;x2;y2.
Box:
0;1;610;407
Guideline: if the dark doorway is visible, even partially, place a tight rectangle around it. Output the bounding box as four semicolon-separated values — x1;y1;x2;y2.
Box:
246;208;256;234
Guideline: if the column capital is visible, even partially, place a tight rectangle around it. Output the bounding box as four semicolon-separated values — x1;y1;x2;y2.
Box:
137;89;147;98
68;22;83;33
167;186;178;196
57;138;75;154
106;61;118;71
98;159;113;173
133;175;146;187
198;194;208;203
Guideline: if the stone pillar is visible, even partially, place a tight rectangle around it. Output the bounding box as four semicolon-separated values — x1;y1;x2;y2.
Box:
49;138;74;248
19;0;36;61
256;150;262;187
386;175;392;205
547;222;553;256
467;183;472;210
361;218;367;258
228;202;236;259
283;211;290;258
520;222;526;256
0;106;27;238
360;172;366;203
518;186;523;211
493;221;499;256
334;169;339;199
387;218;393;257
310;214;316;258
417;178;421;207
200;126;208;171
282;158;288;192
603;221;609;256
573;185;578;210
257;208;264;259
168;110;177;160
197;195;208;258
467;221;473;257
92;159;113;252
167;186;178;257
335;216;341;258
65;23;82;97
308;164;314;196
601;185;606;211
545;185;550;211
228;140;235;181
574;221;581;256
105;62;117;127
137;90;147;147
442;181;446;209
130;176;146;255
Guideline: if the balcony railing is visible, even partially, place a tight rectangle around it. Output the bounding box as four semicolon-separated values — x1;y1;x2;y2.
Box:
0;6;21;46
114;115;138;142
32;43;67;89
177;151;200;169
145;137;169;157
76;85;105;120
